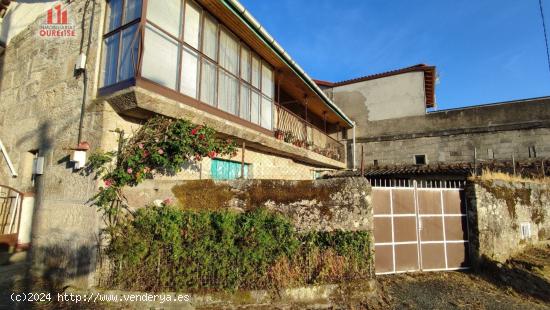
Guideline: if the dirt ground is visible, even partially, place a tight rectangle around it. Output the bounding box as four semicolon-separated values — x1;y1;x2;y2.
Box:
367;244;550;309
2;245;550;309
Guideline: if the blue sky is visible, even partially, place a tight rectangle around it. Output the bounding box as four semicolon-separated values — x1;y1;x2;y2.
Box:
239;0;550;110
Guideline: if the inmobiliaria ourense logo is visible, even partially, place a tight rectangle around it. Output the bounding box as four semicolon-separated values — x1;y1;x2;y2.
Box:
39;4;76;38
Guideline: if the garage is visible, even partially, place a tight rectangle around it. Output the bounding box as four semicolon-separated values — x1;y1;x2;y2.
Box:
372;179;470;274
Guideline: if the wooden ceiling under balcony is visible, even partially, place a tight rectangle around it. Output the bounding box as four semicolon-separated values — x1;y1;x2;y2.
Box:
198;0;350;129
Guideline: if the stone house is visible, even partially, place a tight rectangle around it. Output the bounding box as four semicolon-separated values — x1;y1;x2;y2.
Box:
317;64;550;169
0;0;354;286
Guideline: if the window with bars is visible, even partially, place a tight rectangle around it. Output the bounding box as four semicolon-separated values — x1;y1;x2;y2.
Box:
101;0;275;131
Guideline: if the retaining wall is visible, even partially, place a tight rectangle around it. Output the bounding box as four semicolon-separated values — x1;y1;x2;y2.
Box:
467;179;550;264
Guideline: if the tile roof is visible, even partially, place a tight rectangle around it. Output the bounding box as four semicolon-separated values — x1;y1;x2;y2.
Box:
327;159;549;178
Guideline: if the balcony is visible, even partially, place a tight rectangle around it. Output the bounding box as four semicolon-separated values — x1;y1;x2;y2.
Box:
274;105;345;163
97;0;349;168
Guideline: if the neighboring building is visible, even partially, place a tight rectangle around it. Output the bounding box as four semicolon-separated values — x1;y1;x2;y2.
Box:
0;0;353;286
318;64;550;168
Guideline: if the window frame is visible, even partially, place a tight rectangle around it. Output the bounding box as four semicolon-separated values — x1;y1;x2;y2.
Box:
101;0;143;87
100;0;276;133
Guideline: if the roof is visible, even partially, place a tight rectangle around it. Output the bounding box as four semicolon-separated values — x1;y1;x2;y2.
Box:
326;159;549;178
314;64;437;108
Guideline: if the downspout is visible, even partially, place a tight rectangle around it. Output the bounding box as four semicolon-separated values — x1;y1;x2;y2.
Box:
76;0;96;144
352;122;356;170
0;138;17;177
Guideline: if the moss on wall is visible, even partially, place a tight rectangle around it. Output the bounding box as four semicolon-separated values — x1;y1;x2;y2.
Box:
478;180;531;219
171;179;343;211
171;180;235;211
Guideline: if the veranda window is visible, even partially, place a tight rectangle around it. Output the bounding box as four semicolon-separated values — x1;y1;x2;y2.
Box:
101;0;275;130
101;0;142;87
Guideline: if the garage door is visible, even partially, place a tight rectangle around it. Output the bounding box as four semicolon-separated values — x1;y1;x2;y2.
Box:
372;180;470;275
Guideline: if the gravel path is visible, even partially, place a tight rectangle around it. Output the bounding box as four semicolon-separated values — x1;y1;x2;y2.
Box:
370;245;550;309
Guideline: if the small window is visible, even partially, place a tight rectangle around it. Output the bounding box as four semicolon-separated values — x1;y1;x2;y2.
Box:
183;0;201;49
529;146;537;158
239;84;250;121
373;160;379;167
487;148;494;159
200;58;217;106
202;14;218;60
260;96;272;129
146;0;182;37
141;24;180;90
250;90;260;125
261;62;273;98
414;155;427;165
251;54;261;88
102;0;142;87
520;223;531;239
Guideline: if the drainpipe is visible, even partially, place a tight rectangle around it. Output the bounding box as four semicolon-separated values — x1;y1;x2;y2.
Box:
0;138;17;177
352;121;356;170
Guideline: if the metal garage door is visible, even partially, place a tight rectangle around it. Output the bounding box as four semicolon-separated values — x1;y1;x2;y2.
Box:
372;180;470;275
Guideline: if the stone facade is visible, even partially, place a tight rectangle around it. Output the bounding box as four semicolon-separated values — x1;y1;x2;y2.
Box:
360;127;550;166
0;0;104;288
466;180;550;264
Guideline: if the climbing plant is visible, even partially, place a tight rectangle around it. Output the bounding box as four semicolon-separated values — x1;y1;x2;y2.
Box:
87;116;237;225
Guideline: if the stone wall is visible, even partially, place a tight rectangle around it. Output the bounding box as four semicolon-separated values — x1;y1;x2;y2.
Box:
357;127;550;167
124;177;373;233
334;90;550;168
0;0;104;288
466;179;550;264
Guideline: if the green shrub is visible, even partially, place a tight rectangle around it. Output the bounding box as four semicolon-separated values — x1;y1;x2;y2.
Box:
106;206;372;292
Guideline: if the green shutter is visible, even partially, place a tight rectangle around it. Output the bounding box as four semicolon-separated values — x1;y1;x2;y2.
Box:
211;159;249;180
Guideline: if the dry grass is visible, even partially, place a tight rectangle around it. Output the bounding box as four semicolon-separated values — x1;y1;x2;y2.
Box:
470;169;550;184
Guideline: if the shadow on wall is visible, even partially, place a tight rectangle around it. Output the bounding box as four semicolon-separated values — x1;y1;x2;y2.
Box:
0;241;98;308
465;181;482;270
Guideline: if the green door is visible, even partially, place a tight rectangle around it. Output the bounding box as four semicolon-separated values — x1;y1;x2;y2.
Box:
211;159;249;180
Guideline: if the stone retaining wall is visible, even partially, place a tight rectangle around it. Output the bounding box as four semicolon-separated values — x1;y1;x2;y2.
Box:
124;177;372;233
467;179;550;264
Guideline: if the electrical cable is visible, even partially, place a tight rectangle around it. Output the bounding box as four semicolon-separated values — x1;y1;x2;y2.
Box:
539;0;550;75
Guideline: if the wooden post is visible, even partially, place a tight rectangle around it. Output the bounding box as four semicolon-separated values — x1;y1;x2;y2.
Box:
241;141;246;179
304;96;308;143
360;145;364;177
473;147;477;176
512;154;516;176
323;111;327;133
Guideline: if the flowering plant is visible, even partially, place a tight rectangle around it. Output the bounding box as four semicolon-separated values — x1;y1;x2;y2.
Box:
87;116;237;225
